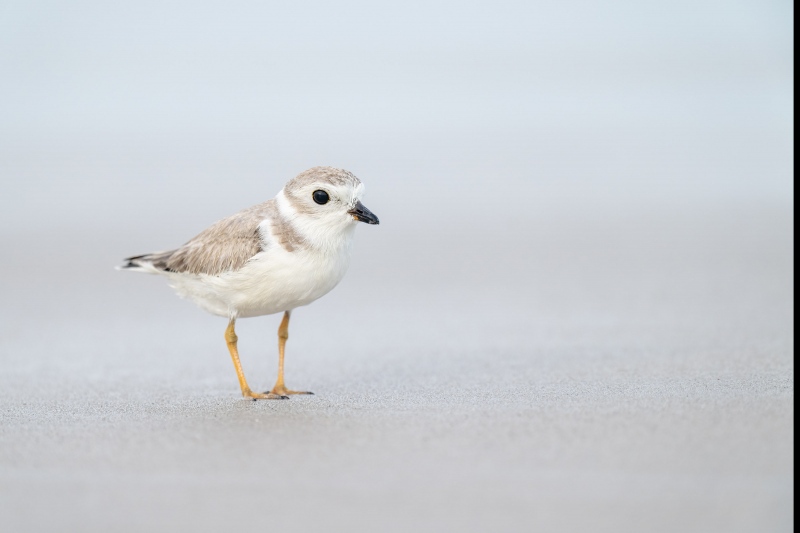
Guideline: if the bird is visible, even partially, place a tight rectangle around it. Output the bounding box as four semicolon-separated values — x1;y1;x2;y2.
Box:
119;166;379;400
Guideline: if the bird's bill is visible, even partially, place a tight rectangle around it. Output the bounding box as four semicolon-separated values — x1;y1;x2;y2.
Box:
348;201;380;225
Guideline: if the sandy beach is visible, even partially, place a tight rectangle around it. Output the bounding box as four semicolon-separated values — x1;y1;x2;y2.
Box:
0;204;792;532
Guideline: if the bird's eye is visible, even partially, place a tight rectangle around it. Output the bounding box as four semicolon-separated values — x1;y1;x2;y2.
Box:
312;190;330;205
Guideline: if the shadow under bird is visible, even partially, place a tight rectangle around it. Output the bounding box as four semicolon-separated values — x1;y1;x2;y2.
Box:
119;167;379;399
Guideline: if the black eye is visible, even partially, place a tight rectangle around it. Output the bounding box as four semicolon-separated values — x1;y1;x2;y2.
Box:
312;190;330;205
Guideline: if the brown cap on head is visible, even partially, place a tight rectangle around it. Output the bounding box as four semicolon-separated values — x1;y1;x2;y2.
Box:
283;167;361;197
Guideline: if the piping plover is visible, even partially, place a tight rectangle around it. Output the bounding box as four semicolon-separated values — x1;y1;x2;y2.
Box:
120;166;379;400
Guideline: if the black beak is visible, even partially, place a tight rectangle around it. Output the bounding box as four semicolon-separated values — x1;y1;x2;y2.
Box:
348;200;380;225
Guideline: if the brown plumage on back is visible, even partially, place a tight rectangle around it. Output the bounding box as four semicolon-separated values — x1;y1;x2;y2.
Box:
123;201;269;276
164;201;270;275
121;198;310;276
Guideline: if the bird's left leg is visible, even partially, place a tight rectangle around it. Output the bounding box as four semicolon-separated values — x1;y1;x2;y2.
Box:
268;311;314;396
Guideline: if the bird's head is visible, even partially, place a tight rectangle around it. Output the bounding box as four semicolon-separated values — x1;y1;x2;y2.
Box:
277;167;379;246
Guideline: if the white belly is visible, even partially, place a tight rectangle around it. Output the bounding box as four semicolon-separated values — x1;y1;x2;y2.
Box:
167;244;352;318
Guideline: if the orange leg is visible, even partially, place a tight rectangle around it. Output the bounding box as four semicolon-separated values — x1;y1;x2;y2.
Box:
225;319;287;400
269;311;314;396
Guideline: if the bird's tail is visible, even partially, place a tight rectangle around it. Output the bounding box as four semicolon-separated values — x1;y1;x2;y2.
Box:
117;251;176;274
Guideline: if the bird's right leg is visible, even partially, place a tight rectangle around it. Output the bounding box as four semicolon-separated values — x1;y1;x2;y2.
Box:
225;319;288;400
269;311;313;396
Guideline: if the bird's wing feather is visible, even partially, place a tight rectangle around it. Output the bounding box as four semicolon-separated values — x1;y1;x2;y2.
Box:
163;200;274;275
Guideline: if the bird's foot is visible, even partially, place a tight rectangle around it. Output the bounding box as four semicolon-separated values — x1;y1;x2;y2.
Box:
269;385;314;396
243;388;289;401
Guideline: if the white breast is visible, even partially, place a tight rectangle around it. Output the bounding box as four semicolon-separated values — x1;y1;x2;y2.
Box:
228;242;353;317
166;233;354;318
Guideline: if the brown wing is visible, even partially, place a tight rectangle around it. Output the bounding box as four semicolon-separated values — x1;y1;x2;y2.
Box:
165;200;274;275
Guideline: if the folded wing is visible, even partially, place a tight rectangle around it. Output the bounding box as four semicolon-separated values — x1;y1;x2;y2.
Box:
120;200;273;276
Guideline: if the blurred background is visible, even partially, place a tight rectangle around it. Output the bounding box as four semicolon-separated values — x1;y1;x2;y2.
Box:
0;1;793;532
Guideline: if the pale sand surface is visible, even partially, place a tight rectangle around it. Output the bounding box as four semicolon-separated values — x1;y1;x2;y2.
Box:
0;206;793;532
